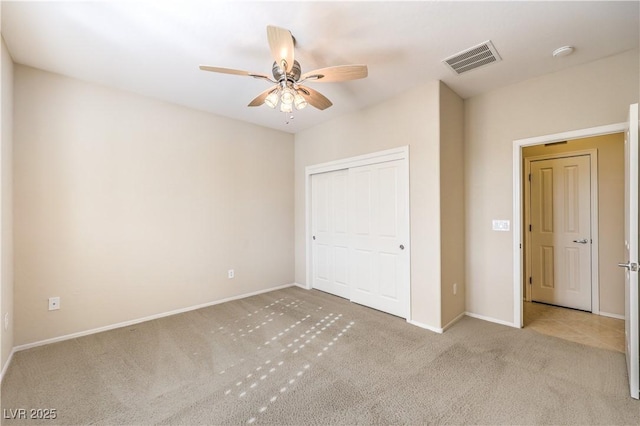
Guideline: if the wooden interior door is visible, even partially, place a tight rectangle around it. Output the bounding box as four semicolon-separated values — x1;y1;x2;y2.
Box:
530;155;592;311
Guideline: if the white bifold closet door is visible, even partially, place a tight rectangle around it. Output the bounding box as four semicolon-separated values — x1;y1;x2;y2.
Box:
311;160;409;318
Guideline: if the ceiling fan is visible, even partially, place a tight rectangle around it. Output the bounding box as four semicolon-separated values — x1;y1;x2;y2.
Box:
199;25;368;113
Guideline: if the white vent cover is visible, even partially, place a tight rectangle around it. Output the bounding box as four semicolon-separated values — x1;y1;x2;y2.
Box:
443;40;502;75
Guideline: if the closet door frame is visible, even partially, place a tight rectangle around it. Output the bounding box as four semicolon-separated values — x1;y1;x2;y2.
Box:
304;146;411;319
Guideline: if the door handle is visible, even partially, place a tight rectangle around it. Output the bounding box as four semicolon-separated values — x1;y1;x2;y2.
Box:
572;239;589;244
399;244;405;250
618;262;639;272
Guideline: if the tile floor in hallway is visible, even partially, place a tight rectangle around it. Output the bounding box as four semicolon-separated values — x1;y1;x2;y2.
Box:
524;301;625;353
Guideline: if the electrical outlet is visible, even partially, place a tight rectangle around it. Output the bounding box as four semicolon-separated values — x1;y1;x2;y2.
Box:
453;283;457;295
4;313;8;331
228;269;235;279
48;297;60;311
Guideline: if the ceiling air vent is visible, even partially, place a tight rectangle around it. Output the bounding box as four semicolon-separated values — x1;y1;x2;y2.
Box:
443;40;502;75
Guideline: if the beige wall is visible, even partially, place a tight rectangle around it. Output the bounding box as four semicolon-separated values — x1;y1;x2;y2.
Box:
295;81;464;329
439;83;465;327
1;35;14;371
523;134;625;316
465;49;639;324
14;65;295;346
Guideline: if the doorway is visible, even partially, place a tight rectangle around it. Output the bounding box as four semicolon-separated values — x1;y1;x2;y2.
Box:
513;125;627;328
513;108;639;400
518;133;627;352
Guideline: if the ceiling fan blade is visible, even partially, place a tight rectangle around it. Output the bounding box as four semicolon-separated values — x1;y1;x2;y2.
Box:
300;65;368;83
267;25;294;73
248;86;278;107
199;65;274;82
199;65;252;76
297;85;333;110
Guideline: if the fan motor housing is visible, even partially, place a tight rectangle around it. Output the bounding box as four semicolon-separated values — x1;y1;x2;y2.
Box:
272;60;301;82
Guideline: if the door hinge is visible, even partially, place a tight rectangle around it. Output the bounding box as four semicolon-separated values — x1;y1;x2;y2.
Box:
529;224;532;232
528;173;531;182
529;276;532;285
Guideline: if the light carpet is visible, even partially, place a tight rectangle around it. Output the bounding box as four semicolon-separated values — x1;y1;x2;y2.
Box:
2;287;638;425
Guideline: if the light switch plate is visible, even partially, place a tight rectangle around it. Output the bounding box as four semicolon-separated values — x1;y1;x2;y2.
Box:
492;220;510;231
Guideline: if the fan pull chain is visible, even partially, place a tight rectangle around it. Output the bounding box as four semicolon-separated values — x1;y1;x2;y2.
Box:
284;112;294;125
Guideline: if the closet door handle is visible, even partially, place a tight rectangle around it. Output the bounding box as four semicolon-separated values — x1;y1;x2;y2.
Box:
572;239;588;244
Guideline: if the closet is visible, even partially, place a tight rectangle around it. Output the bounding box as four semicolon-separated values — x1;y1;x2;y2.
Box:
310;157;409;318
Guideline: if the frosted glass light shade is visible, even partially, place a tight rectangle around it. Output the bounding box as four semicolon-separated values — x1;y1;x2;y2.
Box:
281;88;295;105
294;93;307;110
265;91;279;108
280;102;293;113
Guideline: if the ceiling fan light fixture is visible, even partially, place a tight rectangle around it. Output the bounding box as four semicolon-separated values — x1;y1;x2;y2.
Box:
200;26;368;115
265;91;279;108
281;87;295;105
280;102;293;113
294;92;307;110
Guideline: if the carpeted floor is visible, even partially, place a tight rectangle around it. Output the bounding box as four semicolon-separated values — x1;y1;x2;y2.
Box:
1;286;638;425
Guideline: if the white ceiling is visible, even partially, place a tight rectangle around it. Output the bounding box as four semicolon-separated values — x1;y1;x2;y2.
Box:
2;1;638;134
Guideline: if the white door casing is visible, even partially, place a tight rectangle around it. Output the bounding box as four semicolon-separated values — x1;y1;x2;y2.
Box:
621;103;639;399
529;155;592;311
311;170;350;299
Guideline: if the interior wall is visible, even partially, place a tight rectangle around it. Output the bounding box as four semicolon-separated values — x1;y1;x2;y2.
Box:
295;81;444;328
14;65;295;346
1;35;15;371
522;133;625;316
465;48;639;324
439;82;465;327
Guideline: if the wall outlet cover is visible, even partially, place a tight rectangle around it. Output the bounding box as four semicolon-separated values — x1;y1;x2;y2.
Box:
48;297;60;311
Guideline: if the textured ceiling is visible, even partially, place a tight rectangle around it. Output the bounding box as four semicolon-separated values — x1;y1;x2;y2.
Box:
2;1;638;134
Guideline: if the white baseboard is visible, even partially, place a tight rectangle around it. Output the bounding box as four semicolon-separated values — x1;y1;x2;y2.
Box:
0;348;16;384
292;282;310;290
442;311;466;332
599;311;625;320
407;311;467;334
407;319;443;334
464;312;519;329
14;283;298;352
